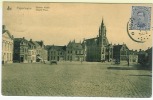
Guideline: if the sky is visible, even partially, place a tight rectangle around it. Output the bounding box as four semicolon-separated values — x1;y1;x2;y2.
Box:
3;2;153;50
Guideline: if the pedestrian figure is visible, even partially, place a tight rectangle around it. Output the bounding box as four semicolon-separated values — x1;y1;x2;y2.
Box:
80;58;83;64
127;57;129;66
43;60;46;64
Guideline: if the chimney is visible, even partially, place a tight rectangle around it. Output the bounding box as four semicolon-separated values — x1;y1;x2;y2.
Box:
23;37;25;39
2;25;6;30
12;35;14;39
30;39;32;41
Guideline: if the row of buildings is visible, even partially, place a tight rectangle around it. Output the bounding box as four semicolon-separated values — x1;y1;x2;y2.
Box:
45;19;151;65
2;19;152;66
2;25;47;64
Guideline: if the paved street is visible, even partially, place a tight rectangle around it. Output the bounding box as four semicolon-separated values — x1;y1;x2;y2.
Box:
2;62;152;97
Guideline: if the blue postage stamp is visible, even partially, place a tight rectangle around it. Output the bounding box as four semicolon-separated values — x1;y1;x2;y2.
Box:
130;6;151;30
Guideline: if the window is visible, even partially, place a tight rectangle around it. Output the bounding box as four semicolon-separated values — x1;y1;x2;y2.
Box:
79;51;81;54
54;51;56;55
121;50;126;55
70;56;72;60
9;44;11;51
81;50;83;54
3;42;5;50
20;47;23;52
5;43;7;51
8;44;9;51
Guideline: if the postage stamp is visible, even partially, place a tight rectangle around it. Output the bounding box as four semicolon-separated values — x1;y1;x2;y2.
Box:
130;6;151;30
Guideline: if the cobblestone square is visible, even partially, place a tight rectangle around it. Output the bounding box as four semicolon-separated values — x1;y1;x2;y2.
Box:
2;62;152;97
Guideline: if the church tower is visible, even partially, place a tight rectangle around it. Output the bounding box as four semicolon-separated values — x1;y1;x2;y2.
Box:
99;18;107;46
98;18;108;61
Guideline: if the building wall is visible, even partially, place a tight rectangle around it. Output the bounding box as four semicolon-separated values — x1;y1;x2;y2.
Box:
113;46;120;61
129;54;138;63
101;46;106;61
28;49;36;63
42;49;48;61
66;47;85;61
120;46;129;61
49;49;65;61
19;43;29;63
105;46;113;62
13;39;29;63
113;45;129;62
86;45;101;62
2;32;13;64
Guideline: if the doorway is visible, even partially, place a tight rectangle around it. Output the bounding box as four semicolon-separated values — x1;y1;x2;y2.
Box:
20;56;24;62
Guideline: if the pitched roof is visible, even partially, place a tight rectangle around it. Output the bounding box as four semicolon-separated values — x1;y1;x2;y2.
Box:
138;50;146;54
129;50;138;55
113;45;123;51
45;45;53;50
14;38;28;42
67;42;83;50
29;41;41;48
2;30;14;40
14;38;29;46
36;41;43;47
113;44;129;51
28;41;36;49
49;45;66;51
145;47;152;53
84;37;98;46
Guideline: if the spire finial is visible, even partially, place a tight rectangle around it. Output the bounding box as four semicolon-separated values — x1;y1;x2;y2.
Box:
101;17;104;27
102;17;104;22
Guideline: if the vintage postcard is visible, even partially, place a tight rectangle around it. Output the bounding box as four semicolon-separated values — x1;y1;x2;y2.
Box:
2;2;152;97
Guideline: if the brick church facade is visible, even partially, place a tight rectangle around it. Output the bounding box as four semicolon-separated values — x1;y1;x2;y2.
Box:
82;19;113;62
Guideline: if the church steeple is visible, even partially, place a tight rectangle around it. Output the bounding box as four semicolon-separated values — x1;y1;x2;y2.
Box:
99;26;101;35
101;17;104;28
98;17;108;46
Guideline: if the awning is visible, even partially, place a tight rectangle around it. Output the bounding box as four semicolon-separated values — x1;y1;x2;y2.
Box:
37;56;42;59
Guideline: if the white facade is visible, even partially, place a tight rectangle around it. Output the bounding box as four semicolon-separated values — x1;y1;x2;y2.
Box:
2;31;14;64
28;49;36;63
129;54;138;63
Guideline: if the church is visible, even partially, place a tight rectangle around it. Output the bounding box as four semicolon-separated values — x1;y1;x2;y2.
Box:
82;19;113;62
